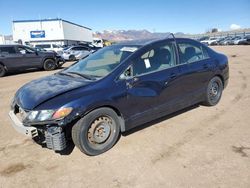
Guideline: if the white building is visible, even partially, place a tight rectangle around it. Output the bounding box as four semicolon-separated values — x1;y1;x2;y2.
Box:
0;35;13;44
12;18;93;46
0;35;4;44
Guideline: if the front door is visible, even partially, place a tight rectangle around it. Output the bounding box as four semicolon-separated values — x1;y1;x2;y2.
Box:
120;40;184;128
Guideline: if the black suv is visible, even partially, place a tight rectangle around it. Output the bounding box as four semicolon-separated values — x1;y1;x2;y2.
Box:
0;44;65;77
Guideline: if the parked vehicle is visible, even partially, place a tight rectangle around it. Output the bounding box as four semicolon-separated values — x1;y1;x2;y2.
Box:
93;38;104;48
234;36;250;45
34;43;64;54
197;36;209;42
0;44;64;77
200;37;218;45
9;37;229;155
62;46;91;61
218;37;232;45
239;35;250;45
79;43;102;52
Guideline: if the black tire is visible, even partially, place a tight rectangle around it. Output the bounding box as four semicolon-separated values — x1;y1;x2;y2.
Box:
0;64;6;77
72;107;121;156
203;76;223;106
69;55;76;61
43;59;57;71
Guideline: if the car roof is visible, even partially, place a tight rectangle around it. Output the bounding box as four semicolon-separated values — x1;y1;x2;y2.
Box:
116;37;196;47
0;44;21;47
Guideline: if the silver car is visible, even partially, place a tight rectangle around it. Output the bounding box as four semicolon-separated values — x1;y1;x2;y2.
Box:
62;46;91;61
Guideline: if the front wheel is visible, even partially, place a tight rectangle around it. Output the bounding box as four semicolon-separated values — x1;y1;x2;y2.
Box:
203;76;223;106
72;108;121;156
43;59;57;71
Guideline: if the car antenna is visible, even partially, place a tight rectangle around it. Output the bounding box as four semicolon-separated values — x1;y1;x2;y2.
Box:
166;33;176;40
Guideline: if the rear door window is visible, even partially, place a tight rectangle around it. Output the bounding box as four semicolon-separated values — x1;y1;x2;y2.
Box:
178;41;209;64
0;47;16;54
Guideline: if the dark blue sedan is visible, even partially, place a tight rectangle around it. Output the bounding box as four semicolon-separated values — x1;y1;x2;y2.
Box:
9;37;229;155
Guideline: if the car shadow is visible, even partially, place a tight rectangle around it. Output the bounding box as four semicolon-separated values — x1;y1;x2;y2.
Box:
58;104;200;156
57;141;75;155
122;104;200;136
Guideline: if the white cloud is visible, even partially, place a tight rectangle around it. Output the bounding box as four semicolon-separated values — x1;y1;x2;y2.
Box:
230;24;241;30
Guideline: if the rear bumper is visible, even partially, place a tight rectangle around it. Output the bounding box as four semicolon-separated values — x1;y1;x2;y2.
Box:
8;110;38;138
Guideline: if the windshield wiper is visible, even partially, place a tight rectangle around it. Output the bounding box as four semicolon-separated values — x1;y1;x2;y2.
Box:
66;71;97;80
57;72;75;78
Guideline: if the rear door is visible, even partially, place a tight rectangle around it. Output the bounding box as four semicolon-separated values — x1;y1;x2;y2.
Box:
16;46;42;67
177;39;216;103
0;46;26;70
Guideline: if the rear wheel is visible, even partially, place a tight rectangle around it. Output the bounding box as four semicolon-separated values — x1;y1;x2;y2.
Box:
0;64;6;77
203;76;223;106
43;59;57;71
72;108;121;156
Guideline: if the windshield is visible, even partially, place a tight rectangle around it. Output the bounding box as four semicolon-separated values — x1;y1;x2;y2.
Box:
62;45;138;78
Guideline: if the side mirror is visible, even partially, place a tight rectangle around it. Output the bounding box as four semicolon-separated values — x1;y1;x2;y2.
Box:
119;66;132;80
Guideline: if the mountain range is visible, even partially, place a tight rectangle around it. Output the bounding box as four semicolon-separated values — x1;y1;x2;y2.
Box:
93;30;185;41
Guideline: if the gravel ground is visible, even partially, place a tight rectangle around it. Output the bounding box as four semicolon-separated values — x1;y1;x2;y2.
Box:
0;46;250;188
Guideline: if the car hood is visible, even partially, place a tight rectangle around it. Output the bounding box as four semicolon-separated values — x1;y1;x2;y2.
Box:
15;74;89;110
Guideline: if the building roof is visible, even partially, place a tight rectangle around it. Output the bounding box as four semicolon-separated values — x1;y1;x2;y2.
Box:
12;18;92;30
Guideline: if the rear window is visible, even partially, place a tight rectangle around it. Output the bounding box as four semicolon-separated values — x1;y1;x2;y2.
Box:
0;47;16;54
52;44;59;48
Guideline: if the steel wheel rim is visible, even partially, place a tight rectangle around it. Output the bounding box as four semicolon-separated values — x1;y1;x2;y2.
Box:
209;81;221;102
87;116;113;145
47;61;54;70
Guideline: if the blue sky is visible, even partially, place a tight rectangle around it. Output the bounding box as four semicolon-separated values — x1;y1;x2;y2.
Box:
0;0;249;35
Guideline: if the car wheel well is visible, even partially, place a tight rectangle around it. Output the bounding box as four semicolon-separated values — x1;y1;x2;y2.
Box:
43;58;55;63
214;74;224;88
0;62;6;68
84;105;125;132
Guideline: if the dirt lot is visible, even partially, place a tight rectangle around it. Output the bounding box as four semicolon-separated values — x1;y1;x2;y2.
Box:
0;46;250;188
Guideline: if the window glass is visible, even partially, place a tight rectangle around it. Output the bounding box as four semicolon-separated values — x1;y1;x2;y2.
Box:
78;47;87;51
0;47;16;54
132;42;176;76
178;42;209;64
17;46;35;54
63;45;136;78
36;44;51;49
52;44;59;48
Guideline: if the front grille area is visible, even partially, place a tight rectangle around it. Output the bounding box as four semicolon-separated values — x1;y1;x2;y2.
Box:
45;126;67;151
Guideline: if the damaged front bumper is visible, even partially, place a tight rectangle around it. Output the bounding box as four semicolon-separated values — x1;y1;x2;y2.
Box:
9;110;38;138
8;110;67;151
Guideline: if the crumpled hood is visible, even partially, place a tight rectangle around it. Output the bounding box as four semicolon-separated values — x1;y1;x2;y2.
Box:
15;74;89;110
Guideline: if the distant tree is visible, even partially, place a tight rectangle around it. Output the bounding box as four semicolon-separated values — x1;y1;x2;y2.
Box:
211;28;218;33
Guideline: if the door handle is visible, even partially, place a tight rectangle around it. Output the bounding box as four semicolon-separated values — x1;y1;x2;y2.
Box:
132;77;139;83
170;73;177;79
126;77;139;89
203;64;209;69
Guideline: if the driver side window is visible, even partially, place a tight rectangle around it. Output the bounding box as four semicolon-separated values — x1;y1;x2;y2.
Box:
132;42;176;76
17;47;27;54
